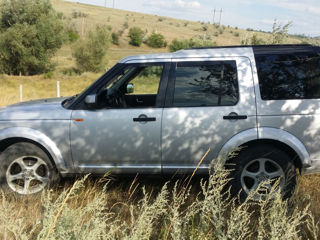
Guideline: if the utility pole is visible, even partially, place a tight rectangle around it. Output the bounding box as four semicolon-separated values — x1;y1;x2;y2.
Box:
113;0;115;8
104;0;107;8
212;9;216;24
218;8;222;26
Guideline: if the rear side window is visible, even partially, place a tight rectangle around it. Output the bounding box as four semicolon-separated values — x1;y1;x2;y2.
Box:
256;52;320;100
172;61;239;107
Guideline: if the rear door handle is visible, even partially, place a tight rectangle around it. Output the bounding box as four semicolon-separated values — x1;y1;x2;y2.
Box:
133;114;156;122
223;112;247;120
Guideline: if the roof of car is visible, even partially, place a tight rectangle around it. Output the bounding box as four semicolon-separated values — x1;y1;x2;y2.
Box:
118;44;318;63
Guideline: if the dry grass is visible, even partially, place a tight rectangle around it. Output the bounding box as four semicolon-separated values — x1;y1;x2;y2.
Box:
0;162;319;240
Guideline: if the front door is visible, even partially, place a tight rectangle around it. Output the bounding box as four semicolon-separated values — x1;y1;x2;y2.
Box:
70;63;169;174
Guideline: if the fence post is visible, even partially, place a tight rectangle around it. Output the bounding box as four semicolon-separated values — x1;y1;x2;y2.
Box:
57;81;60;98
19;85;23;102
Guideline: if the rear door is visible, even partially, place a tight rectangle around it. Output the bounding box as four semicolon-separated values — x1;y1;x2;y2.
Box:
162;57;257;173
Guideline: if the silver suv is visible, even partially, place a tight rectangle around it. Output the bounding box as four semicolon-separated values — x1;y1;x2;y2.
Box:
0;44;319;197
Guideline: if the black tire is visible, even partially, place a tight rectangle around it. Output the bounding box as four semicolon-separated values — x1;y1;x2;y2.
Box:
226;144;297;201
0;142;59;195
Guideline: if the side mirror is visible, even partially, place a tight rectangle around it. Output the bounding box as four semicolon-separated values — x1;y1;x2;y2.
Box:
85;94;97;107
126;83;134;94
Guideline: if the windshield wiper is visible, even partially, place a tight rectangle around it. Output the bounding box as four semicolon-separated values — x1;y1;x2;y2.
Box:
63;94;78;106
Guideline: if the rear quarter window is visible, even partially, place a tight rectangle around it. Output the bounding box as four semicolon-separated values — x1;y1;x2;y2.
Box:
256;51;320;100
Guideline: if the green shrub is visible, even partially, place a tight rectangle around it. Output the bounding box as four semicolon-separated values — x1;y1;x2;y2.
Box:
251;34;265;45
128;27;144;46
122;21;129;29
72;26;110;73
111;32;119;45
169;38;216;52
202;25;209;31
146;32;166;48
169;38;189;52
43;72;54;79
0;0;65;75
234;32;240;37
65;26;80;43
72;9;88;18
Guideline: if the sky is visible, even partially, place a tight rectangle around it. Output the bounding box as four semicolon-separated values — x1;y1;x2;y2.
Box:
66;0;320;37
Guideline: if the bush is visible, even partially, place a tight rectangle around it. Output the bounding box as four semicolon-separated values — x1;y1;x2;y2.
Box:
169;38;216;52
72;26;110;73
169;38;189;52
270;19;292;44
0;0;65;75
202;25;209;31
72;9;88;18
128;27;144;46
43;71;54;79
122;21;129;29
111;32;119;45
65;26;80;43
146;32;166;48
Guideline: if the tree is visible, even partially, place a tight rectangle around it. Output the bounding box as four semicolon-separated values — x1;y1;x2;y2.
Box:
72;26;111;73
128;27;144;46
146;32;166;48
0;0;65;75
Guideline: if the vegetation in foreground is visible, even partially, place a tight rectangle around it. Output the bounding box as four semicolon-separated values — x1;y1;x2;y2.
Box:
0;161;319;240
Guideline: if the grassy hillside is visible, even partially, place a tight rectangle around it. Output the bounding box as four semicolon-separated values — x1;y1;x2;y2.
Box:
1;0;319;108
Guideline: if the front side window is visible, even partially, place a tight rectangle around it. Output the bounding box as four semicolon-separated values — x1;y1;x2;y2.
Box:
256;52;320;100
98;64;164;108
172;61;239;107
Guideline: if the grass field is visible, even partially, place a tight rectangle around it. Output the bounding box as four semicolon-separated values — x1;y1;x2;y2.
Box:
0;164;319;239
0;0;320;239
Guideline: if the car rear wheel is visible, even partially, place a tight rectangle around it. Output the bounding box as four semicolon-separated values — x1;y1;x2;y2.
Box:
0;142;59;195
227;144;297;200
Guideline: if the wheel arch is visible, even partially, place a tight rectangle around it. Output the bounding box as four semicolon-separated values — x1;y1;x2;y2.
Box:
0;127;68;173
218;127;311;171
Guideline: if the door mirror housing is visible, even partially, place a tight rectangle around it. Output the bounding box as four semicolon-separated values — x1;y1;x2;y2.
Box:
126;83;134;94
85;94;97;107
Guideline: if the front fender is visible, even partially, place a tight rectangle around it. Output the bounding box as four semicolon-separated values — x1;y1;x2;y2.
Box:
0;127;67;173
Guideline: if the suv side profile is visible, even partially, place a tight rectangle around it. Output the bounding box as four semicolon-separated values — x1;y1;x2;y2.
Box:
0;44;319;198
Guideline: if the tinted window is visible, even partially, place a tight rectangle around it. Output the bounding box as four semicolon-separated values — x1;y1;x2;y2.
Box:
256;51;320;100
173;61;239;107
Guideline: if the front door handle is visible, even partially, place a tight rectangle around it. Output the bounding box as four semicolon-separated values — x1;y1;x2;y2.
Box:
223;112;247;120
133;114;156;122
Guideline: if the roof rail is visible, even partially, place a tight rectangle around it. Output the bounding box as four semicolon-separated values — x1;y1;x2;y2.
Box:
185;44;313;50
